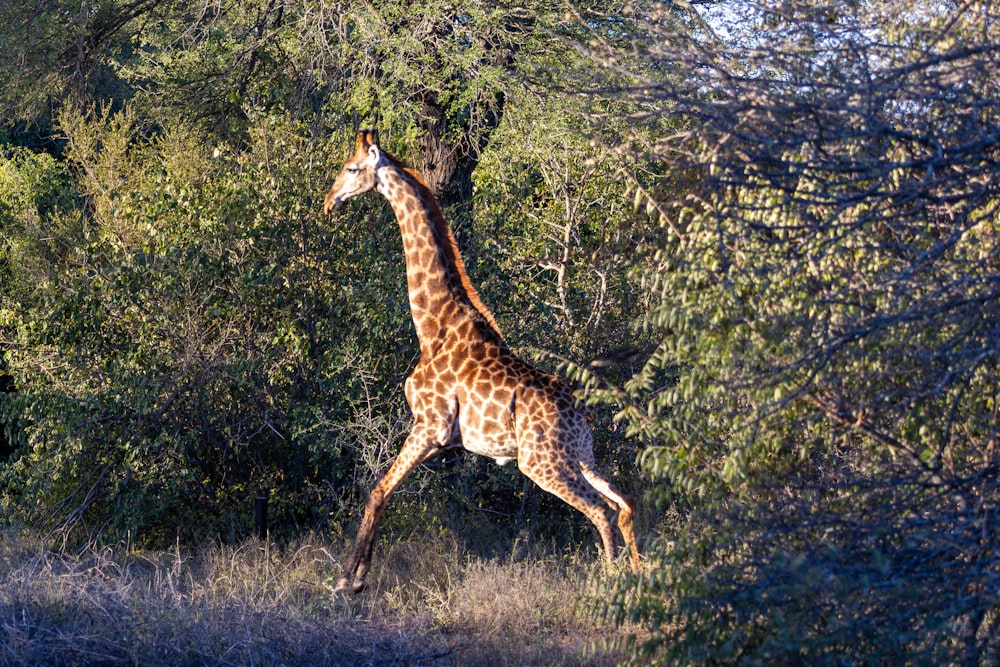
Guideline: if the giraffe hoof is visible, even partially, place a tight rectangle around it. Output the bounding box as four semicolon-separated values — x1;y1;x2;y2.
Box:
333;576;368;595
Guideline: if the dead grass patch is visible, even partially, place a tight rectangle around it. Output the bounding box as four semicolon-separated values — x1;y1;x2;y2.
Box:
0;530;633;666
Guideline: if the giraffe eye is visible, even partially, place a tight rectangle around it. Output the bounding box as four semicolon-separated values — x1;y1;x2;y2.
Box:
347;166;359;174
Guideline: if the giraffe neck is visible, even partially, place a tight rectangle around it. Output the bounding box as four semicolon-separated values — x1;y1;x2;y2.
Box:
375;161;500;350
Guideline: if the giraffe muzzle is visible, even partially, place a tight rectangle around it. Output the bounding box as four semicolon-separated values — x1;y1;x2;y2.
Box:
322;191;344;215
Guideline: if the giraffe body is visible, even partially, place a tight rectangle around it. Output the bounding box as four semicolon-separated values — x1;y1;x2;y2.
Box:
323;130;640;593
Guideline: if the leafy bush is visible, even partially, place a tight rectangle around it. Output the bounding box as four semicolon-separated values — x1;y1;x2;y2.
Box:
578;1;1000;663
0;106;420;545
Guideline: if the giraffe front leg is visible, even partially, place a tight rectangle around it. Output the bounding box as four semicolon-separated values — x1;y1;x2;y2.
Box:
335;482;390;594
336;426;444;594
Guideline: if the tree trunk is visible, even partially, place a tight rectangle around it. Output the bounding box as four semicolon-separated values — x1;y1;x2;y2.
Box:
415;91;505;241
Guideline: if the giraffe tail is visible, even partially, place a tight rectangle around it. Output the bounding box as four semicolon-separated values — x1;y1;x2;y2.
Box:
579;462;641;573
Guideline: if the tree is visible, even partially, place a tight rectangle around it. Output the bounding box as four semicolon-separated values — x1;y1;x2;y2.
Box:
573;0;1000;663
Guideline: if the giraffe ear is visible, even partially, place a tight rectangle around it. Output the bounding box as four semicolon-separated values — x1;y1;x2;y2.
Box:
366;143;381;165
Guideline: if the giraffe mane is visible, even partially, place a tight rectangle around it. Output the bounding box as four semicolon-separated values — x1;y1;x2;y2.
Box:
392;161;503;339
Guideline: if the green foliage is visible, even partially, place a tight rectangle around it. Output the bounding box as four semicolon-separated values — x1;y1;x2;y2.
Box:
0;106;417;544
0;146;81;307
577;0;1000;663
475;95;646;360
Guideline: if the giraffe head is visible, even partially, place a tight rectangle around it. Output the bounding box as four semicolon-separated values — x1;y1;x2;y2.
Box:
323;129;383;215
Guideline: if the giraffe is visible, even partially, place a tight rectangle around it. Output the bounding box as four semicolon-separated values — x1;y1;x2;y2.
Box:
323;129;640;593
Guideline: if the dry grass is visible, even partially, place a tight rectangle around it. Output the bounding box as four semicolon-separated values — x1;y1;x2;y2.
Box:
0;530;633;666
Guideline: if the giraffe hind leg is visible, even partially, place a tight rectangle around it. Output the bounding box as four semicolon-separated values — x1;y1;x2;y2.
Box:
519;462;619;571
580;462;641;573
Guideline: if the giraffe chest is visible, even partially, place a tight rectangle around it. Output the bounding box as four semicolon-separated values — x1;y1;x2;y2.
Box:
411;345;523;464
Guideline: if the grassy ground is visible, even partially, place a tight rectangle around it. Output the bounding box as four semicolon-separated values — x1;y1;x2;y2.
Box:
0;531;636;666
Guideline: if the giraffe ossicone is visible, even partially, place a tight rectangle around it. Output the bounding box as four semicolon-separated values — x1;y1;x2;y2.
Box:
323;129;640;594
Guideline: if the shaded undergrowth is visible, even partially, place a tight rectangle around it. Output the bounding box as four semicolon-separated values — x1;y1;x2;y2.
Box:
0;531;634;666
